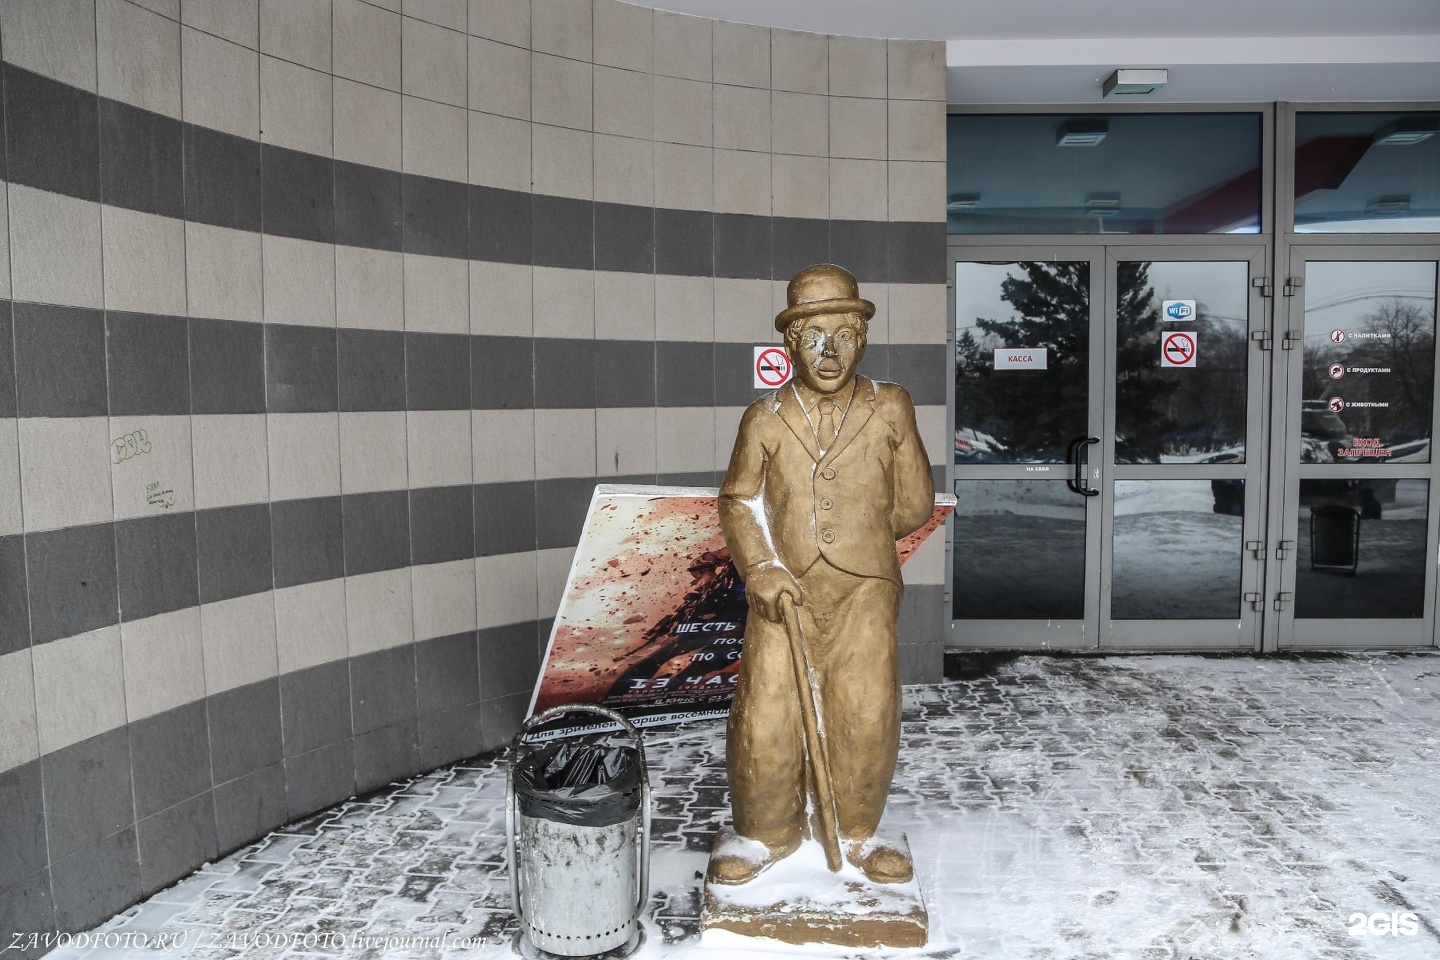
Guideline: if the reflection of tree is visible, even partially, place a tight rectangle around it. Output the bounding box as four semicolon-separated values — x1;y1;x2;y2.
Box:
1113;262;1174;461
1307;299;1435;444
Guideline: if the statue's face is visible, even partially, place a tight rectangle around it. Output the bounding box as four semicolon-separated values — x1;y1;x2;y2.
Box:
787;312;866;394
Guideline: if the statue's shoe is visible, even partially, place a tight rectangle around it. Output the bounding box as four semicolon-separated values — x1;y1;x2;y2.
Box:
847;838;914;884
706;832;800;885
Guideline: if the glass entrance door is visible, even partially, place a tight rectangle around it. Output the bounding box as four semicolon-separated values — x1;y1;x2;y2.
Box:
1273;251;1440;647
949;247;1269;649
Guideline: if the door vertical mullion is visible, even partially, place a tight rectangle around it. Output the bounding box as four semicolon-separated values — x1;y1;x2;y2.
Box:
1094;251;1117;645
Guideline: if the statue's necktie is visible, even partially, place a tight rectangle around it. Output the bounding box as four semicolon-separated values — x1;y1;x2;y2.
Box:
818;398;837;450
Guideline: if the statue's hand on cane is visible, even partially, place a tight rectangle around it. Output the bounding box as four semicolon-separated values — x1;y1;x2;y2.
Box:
745;562;803;623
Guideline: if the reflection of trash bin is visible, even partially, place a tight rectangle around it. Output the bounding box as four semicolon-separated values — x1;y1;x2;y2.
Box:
507;704;650;957
1310;505;1361;574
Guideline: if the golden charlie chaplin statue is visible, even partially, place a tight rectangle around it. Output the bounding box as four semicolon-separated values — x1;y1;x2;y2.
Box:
703;264;933;946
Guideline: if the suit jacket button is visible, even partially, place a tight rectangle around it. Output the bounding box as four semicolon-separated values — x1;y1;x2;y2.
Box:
820;529;835;543
821;467;837;480
819;497;833;510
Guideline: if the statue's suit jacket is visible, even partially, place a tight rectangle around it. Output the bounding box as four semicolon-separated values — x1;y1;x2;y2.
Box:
719;375;934;588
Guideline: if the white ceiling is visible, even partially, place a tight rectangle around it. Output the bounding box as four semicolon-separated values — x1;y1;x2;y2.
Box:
640;0;1440;103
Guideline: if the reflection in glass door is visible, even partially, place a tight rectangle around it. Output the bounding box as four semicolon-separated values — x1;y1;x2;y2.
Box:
1278;255;1440;646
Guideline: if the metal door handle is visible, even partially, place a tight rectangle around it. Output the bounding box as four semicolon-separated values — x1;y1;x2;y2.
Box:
1065;436;1100;497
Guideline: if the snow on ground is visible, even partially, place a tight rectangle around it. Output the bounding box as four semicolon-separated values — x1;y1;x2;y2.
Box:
41;653;1440;960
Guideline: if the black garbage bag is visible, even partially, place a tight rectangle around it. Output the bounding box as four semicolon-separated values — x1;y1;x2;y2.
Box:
514;739;643;827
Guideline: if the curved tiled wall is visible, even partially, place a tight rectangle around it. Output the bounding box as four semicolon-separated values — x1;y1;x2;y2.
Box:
0;0;947;942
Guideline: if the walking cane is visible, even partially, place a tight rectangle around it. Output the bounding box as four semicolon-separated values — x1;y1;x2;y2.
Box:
777;592;844;872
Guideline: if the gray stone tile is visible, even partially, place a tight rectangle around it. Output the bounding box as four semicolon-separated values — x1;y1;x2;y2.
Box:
26;523;118;646
280;660;353;757
266;324;338;414
405;332;470;411
195;503;272;604
416;631;478;715
476;621;539;701
355;720;419;794
13;302;108;418
0;534;32;656
184;123;261;233
209;680;282;785
261;143;335;244
471;335;535;410
533;338;596;409
335;159;402;252
771;216;830;281
42;728;135;862
0;302;13;419
888;220;946;285
469;185;530;265
351;644;417;735
0;760;47;891
100;98;184;218
189;317;266;414
136;791;217;896
285;739;355;820
4;64;99;201
713;212;770;281
341;490;410;576
213;762;287;855
49;827;140;934
0;867;54;957
271;495;344;589
409;485;473;566
530;195;593;270
593;339;655;408
654;208;712;277
473;481;536;557
338;328;405;412
107;311;191;416
115;511;198;622
129;700;210;819
403;174;468;259
656;341;714;407
594;202;653;274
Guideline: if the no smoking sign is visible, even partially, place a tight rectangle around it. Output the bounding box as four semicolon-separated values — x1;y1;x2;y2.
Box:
1161;331;1197;368
754;346;793;389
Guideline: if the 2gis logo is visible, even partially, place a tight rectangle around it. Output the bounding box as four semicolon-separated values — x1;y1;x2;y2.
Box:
1347;911;1420;937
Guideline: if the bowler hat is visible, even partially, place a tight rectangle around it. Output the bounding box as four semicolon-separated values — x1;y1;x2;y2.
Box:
774;263;875;332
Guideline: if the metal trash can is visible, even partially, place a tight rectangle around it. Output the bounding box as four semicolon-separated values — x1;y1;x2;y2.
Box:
1310;504;1361;573
507;704;650;957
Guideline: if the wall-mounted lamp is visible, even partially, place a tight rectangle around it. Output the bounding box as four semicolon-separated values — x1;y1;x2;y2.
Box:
1056;120;1108;146
1103;68;1167;99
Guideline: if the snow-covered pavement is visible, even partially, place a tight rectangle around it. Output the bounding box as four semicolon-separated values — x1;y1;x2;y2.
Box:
42;652;1440;960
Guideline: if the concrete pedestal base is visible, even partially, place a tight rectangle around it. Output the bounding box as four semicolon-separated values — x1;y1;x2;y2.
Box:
699;829;928;948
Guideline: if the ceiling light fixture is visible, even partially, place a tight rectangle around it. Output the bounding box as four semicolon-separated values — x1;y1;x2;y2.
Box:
1103;68;1168;99
1373;118;1438;146
1366;195;1411;215
1056;120;1109;146
1086;192;1121;217
947;193;981;210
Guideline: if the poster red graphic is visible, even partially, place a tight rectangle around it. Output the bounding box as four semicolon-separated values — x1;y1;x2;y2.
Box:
526;484;955;738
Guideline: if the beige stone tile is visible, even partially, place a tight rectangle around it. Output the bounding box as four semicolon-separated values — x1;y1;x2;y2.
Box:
915;403;945;459
121;608;204;722
476;551;538;628
334;77;402;170
98;0;181;117
102;206;186;316
889;99;945;162
592;0;650;72
260;0;331;71
403;96;468;180
888;39;946;101
532;266;593;338
347;568;414;654
830;158;888;221
412;558;478;642
714;148;770;217
772;90;828;157
594;133;652;207
901;512;945;585
594;66;652;140
182;26;259;137
468;0;528;46
33;625;125;754
468;36;529;119
596;408;655;477
654;76;711;147
655;274;712;341
19;417;113;532
656;406;713;474
713;277;772;343
714;405;746;470
187;221;262;321
0;649;38;771
0;420;21;537
404;254;469;334
403;15;466;106
654;142;712;212
713;20;768;89
532;52;592;131
653;9;709;81
860;281;888;344
469;110;531;191
182;0;257;46
534;409;595;480
406;0;466;31
472;409;535;483
268;412;341;501
339;410;408;495
192;414;270;509
202;592;277;694
109;415;193;521
888;282;947;345
531;123;593;200
261;55;333;155
275;579;349;673
714;84;769;152
263;235;336;326
829;35;886;98
772;154;829;219
535;546;575;619
530;0;588;60
595;270;655;340
131;0;180;17
888;160;945;224
470;261;532;337
407;410;472;489
336;245;404;330
334;0;400;91
830;97;887;160
9;186;102;310
1;0;97;89
771;27;826;95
